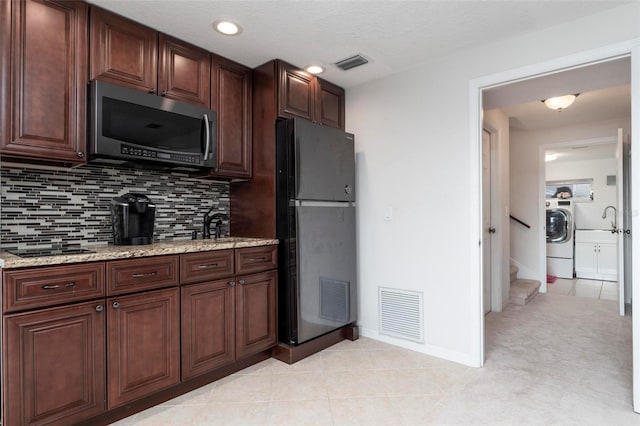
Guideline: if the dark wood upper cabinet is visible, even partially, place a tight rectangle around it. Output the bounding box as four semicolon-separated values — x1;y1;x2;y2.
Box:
90;7;157;94
207;54;253;179
278;62;315;122
277;61;345;130
317;78;345;130
107;288;180;408
0;0;88;164
91;8;211;109
158;34;210;108
4;301;106;425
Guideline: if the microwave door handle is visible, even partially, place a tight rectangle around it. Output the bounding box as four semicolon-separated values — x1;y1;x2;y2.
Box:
203;113;211;161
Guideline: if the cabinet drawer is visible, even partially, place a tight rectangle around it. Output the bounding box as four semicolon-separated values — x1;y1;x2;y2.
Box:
180;250;234;284
235;245;278;275
107;256;179;295
3;263;105;313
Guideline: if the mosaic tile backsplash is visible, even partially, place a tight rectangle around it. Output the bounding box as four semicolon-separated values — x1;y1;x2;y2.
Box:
0;164;230;249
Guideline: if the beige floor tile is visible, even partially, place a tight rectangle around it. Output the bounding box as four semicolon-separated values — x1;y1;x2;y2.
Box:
209;373;272;403
126;405;209;426
377;368;444;396
324;369;387;398
387;395;444;425
330;397;402;425
600;281;619;301
321;348;376;370
266;399;333;425
547;277;573;295
270;352;326;374
198;401;269;425
269;371;329;401
158;382;216;406
574;279;602;298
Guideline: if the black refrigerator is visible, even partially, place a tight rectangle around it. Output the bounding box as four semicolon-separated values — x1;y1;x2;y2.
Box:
276;117;357;345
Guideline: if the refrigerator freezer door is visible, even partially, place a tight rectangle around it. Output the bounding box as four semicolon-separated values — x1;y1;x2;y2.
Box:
294;119;355;202
295;205;357;344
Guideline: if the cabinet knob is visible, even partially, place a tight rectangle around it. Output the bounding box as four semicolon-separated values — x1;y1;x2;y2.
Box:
238;279;246;285
95;304;104;312
229;281;236;287
149;88;156;94
112;301;120;309
161;91;167;96
76;151;85;158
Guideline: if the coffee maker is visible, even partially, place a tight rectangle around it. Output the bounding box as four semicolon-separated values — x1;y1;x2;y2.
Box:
111;193;156;245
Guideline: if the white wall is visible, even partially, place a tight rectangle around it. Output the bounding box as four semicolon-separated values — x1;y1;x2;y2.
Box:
510;118;630;280
546;157;618;230
346;3;639;365
484;109;510;309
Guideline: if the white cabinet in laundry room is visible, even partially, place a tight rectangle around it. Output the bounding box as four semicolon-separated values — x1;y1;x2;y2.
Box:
574;230;617;281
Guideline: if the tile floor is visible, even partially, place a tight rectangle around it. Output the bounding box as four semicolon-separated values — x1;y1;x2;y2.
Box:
112;292;636;425
548;277;618;300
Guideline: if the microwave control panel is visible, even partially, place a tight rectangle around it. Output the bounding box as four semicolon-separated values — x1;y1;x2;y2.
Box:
121;144;201;164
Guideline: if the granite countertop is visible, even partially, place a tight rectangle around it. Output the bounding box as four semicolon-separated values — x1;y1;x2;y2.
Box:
0;237;279;269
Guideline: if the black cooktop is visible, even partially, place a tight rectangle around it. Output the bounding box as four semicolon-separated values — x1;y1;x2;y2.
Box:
6;245;96;258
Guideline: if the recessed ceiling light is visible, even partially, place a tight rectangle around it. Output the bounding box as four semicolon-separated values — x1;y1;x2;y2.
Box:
305;65;324;74
213;20;242;36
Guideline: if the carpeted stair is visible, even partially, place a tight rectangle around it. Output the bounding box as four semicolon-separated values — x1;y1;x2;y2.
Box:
509;263;541;305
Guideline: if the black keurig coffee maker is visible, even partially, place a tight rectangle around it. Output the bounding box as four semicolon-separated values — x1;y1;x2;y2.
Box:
111;193;156;245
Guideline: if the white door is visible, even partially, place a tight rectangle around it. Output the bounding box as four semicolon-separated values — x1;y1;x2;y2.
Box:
482;129;492;315
616;128;626;315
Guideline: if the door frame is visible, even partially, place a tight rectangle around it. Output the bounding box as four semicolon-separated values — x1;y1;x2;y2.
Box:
468;39;639;412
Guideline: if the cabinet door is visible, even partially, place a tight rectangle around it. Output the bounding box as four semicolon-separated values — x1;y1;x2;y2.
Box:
209;55;253;179
90;7;157;93
277;61;315;122
107;288;179;408
597;243;618;279
1;0;88;163
235;271;277;358
317;78;345;130
4;301;106;425
574;242;598;278
158;34;210;108
181;279;235;379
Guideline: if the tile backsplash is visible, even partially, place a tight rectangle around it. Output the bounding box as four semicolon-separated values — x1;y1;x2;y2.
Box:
0;164;229;249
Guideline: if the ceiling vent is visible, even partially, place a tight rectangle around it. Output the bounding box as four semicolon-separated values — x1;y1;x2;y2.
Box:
334;54;369;71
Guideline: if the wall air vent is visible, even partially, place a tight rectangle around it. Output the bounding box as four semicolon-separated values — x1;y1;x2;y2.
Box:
334;54;369;71
379;287;424;343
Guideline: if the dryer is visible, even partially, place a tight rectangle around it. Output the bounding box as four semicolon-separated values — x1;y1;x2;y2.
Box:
546;199;574;279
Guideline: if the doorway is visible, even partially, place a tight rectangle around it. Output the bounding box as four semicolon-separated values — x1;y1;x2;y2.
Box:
470;43;638;412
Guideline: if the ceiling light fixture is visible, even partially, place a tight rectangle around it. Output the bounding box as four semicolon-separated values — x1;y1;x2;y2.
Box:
213;20;242;36
541;94;579;111
305;65;324;74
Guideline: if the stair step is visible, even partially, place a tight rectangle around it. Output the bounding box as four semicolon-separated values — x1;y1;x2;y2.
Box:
509;279;540;306
510;264;519;283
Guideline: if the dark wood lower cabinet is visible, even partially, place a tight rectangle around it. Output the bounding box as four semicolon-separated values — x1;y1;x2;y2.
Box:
181;279;235;379
236;271;277;358
3;301;106;426
107;288;180;408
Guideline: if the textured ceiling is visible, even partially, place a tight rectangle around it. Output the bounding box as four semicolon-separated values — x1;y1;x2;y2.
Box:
86;0;632;88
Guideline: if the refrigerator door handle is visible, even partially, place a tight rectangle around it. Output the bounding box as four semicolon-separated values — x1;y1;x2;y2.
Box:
290;200;356;208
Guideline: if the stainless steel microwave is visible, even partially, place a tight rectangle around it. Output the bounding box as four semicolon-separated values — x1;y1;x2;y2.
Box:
89;80;216;170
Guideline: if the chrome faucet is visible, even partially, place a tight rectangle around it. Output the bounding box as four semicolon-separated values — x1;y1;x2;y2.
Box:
203;208;229;239
602;205;617;231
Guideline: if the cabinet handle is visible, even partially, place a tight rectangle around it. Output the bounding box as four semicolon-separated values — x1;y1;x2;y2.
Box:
95;304;104;312
76;151;85;158
149;88;156;94
42;282;76;290
161;91;167;96
198;263;218;270
132;272;157;279
249;256;267;262
112;302;120;309
238;279;246;285
229;281;236;287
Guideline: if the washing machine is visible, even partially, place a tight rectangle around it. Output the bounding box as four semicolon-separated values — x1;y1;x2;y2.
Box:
546;199;574;279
